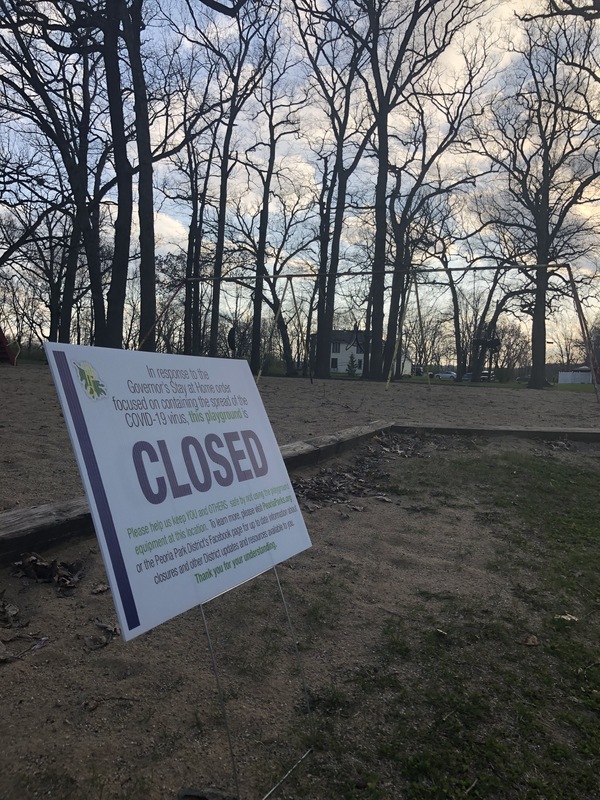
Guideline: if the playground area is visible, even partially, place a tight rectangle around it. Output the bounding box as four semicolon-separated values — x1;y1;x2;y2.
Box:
0;363;599;799
0;362;599;513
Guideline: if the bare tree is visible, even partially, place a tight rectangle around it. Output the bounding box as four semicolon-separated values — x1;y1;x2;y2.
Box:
294;0;375;378
181;0;279;357
0;1;121;344
153;34;222;356
310;0;489;379
382;27;496;381
241;30;305;374
493;320;530;379
468;16;600;388
0;131;81;341
228;172;318;373
550;312;587;367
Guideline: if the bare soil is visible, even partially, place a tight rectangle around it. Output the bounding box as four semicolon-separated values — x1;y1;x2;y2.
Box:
1;364;598;512
0;364;598;800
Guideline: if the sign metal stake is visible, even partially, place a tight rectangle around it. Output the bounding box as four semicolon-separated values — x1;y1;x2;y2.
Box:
200;602;241;800
272;566;315;738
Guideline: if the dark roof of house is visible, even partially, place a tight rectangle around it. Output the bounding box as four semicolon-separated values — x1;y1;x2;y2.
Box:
311;329;412;360
331;329;364;346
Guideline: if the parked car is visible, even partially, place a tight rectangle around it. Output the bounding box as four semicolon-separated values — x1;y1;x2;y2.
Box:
462;370;495;382
434;371;457;380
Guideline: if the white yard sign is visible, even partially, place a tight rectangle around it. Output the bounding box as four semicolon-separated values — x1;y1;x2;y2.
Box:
45;344;311;640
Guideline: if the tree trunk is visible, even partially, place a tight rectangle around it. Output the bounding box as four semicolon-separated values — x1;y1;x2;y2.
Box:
209;124;234;357
191;136;216;355
528;266;549;389
184;157;198;356
446;268;464;379
58;224;80;343
48;280;61;343
103;0;133;349
123;0;156;352
270;294;295;376
314;161;335;378
362;290;372;378
369;110;389;381
251;120;277;374
382;206;411;379
528;206;551;389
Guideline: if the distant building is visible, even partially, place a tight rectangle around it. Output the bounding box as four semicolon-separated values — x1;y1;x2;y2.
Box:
323;329;412;377
558;366;593;384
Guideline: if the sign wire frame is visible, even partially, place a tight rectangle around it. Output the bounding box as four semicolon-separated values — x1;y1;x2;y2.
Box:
198;564;316;800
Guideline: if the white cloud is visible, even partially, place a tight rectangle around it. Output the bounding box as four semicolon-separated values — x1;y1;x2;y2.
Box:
154;211;188;254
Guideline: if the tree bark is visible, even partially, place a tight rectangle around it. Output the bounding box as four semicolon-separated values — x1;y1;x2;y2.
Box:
528;267;549;388
58;223;80;343
122;0;156;352
103;0;133;349
314;161;334;378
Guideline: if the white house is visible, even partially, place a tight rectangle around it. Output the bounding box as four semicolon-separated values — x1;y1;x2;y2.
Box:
558;366;593;384
328;330;412;376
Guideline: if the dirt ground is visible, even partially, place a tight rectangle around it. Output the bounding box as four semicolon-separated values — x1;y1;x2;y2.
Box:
0;364;599;800
1;363;598;512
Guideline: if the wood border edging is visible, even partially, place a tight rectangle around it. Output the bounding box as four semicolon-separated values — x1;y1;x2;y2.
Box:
391;423;600;441
2;421;599;562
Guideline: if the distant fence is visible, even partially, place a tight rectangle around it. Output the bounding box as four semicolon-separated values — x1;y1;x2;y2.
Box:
558;371;593;384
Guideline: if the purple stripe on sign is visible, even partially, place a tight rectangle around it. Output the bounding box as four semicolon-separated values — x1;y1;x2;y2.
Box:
53;350;140;632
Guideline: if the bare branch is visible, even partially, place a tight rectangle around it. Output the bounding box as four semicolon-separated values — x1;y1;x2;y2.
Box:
187;0;248;19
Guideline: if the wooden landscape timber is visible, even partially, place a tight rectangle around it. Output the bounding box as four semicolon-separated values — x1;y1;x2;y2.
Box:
392;423;600;441
3;419;600;564
0;497;91;563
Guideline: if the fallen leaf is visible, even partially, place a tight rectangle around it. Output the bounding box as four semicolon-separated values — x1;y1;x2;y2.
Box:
0;590;19;627
84;635;110;651
87;620;121;648
12;553;84;590
0;640;17;663
518;634;540;646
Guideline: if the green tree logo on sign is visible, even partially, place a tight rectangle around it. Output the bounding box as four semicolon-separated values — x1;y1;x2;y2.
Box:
74;361;107;400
